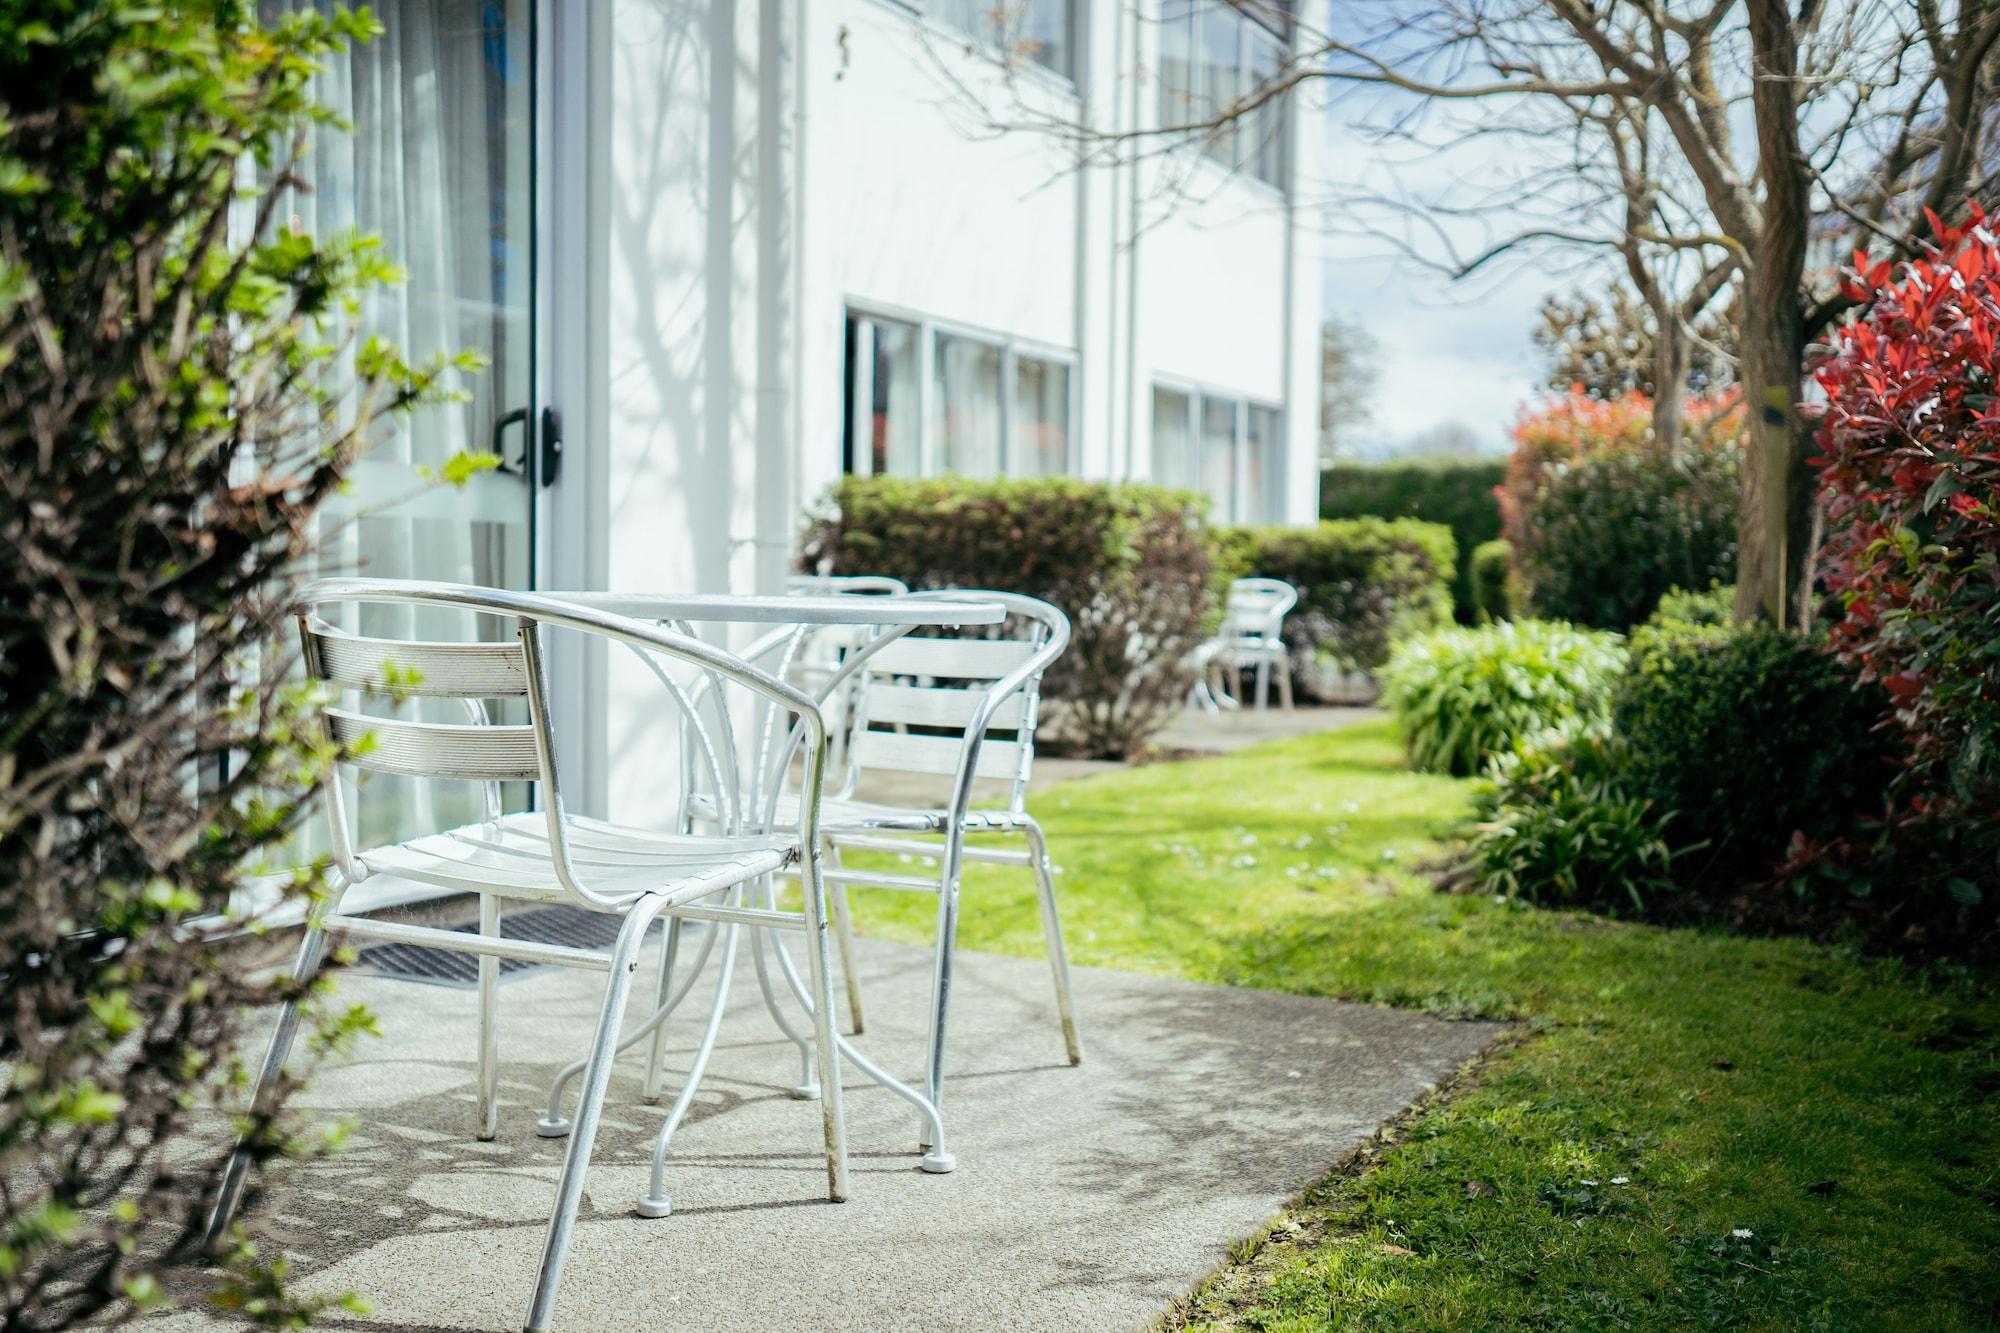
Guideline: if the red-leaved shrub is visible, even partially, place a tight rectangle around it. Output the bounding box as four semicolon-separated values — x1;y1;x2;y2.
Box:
1807;207;2000;935
1814;207;2000;809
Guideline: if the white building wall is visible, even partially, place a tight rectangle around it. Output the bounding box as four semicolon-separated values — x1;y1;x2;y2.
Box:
565;0;1322;817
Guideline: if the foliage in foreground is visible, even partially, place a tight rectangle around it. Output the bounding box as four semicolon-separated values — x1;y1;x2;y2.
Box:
1502;389;1743;630
0;4;461;1324
1377;620;1626;776
1317;457;1502;621
800;474;1213;758
853;722;2000;1330
1214;517;1455;695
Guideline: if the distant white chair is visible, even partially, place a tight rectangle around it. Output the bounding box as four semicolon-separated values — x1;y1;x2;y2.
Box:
204;580;850;1333
1198;577;1298;713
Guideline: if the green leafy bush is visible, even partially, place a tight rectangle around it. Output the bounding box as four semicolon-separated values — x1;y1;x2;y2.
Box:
800;475;1213;757
1378;621;1627;776
1646;583;1734;634
1469;539;1516;622
1472;730;1683;909
1319;457;1503;620
1503;391;1742;630
0;3;460;1323
1214;518;1455;696
1611;621;1894;885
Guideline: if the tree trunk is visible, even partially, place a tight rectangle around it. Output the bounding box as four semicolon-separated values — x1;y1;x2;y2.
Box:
1732;289;1817;629
1735;0;1818;630
1650;314;1689;445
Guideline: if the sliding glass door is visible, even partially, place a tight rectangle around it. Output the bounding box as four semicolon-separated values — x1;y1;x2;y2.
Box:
271;0;541;846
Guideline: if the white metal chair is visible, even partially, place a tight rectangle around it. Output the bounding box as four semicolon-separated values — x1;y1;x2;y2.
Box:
1202;577;1298;713
205;579;849;1333
788;590;1082;1168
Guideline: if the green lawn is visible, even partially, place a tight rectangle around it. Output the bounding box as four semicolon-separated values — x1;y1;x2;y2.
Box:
852;719;2000;1330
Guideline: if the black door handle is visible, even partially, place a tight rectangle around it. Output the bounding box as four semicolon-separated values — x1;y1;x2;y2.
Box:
538;406;563;488
490;405;530;475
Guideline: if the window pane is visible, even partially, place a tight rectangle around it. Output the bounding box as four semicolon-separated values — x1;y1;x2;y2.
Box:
1201;397;1239;522
1020;0;1073;77
847;313;921;476
1152;387;1193;487
1198;5;1244;164
1246;27;1287;186
1014;355;1072;474
1158;0;1196;128
934;332;1005;477
1245;404;1281;523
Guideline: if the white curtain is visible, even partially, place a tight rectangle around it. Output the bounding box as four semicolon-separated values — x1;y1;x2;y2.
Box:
934;333;1004;477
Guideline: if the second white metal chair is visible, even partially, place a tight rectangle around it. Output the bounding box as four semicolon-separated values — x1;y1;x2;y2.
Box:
1203;576;1298;713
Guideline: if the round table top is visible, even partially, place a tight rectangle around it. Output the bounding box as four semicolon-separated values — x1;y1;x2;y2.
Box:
539;590;1005;626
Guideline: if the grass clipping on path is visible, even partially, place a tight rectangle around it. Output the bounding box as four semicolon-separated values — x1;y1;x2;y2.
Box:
854;719;2000;1330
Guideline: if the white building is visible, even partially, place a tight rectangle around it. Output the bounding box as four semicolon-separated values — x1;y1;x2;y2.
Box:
312;0;1320;824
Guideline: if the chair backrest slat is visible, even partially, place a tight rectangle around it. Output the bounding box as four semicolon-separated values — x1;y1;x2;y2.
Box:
867;635;1039;680
324;709;542;782
861;682;1028;731
851;729;1024;781
307;619;531;699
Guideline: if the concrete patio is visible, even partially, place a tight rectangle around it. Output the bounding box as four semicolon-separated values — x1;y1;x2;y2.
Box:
176;927;1494;1331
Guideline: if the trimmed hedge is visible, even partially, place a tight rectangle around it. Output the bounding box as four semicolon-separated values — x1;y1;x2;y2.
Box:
799;475;1212;758
1613;618;1894;886
1215;518;1455;697
1320;458;1503;621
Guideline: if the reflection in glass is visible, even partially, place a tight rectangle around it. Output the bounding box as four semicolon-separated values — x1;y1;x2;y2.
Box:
846;313;921;476
1202;397;1239;523
1246;404;1282;524
1014;356;1072;475
934;333;1005;477
1153;387;1193;487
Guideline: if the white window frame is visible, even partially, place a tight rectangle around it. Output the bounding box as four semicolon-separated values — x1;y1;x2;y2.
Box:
845;300;1079;479
1151;377;1283;525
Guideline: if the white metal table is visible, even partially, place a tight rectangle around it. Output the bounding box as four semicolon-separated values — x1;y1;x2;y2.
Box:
531;588;1005;1201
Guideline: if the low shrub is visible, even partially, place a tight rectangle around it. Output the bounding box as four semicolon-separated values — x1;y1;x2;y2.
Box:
1319;458;1504;620
1471;729;1683;910
1646;583;1734;633
1611;621;1894;886
1214;518;1455;696
1378;621;1626;776
1469;539;1516;621
1502;390;1742;630
799;475;1212;758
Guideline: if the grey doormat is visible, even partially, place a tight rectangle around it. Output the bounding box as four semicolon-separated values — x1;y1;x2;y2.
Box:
351;905;628;987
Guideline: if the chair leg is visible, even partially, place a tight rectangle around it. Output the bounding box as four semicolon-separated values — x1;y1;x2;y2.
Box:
1255;653;1272;712
642;916;684;1103
1277;651;1295;711
204;921;330;1253
797;848;851;1204
1021;818;1083;1065
524;893;668;1333
477;895;501;1141
918;841;963;1174
827;842;865;1035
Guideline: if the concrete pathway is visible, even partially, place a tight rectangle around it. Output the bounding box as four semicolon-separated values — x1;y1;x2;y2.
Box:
180;933;1494;1331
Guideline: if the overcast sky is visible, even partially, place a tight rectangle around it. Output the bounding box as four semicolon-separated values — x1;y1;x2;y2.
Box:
1312;80;1604;460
